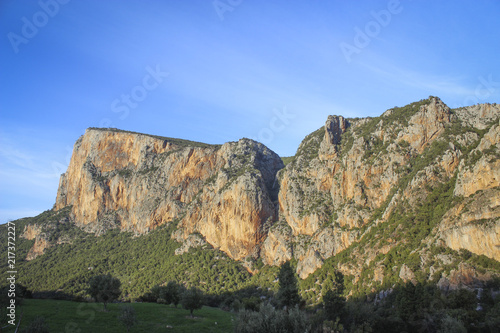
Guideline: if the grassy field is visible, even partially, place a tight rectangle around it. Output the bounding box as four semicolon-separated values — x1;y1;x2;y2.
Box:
5;299;234;332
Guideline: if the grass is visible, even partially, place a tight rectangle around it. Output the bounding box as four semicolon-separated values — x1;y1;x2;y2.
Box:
9;299;234;333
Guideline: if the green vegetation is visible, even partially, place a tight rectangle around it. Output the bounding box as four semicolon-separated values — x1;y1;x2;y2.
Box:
3;98;500;332
8;299;234;333
117;305;137;332
352;97;433;140
294;126;325;162
117;169;133;178
299;115;499;301
161;281;183;307
235;303;310;333
281;156;295;166
182;287;204;317
322;272;346;321
87;274;122;310
277;261;301;308
0;217;251;300
21;316;49;333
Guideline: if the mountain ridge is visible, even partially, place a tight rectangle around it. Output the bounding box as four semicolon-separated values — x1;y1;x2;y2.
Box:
3;96;499;302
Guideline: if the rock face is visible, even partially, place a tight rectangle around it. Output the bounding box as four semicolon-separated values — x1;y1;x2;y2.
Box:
264;97;499;277
397;97;451;152
454;122;500;197
439;118;500;261
21;224;49;260
438;263;492;291
55;128;283;261
50;97;499;278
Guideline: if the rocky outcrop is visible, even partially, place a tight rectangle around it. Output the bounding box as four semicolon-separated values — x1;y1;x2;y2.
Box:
439;188;500;261
399;264;416;284
454;103;500;130
438;263;492;291
397;97;451;152
454;122;500;197
261;221;293;266
22;224;49;260
21;224;42;240
55;128;283;261
26;237;50;261
173;233;207;255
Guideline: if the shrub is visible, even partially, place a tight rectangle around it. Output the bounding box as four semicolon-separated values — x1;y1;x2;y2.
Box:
235;303;310;333
117;305;137;332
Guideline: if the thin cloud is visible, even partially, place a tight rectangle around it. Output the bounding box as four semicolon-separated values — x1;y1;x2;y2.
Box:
360;62;476;97
0;142;35;170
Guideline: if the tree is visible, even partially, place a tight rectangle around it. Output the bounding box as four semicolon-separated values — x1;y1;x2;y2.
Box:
277;261;301;309
323;271;345;318
161;281;182;307
150;284;162;302
87;274;121;310
181;287;204;317
118;305;137;333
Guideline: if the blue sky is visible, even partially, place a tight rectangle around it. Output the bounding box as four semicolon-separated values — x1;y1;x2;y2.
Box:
1;0;499;223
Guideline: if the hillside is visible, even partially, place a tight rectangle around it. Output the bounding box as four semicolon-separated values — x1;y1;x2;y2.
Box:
1;96;499;305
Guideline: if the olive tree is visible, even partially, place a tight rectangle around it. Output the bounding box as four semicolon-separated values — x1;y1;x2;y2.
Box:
87;274;121;310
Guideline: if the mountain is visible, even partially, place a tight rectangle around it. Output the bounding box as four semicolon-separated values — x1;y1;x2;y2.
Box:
2;96;499;302
54;128;282;261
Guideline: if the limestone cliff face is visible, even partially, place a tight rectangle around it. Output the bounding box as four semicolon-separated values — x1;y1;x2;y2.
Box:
173;139;282;260
454;121;500;197
49;98;499;279
55;128;283;261
440;118;500;260
263;97;499;277
21;224;49;260
439;188;500;261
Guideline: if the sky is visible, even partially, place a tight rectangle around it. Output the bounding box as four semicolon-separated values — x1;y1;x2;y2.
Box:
0;0;499;223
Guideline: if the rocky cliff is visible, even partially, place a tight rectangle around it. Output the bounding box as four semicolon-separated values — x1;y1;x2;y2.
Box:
37;97;500;280
54;128;283;261
264;97;499;277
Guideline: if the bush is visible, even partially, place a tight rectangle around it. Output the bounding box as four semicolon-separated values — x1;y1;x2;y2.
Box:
118;305;137;333
235;303;310;333
439;315;466;333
